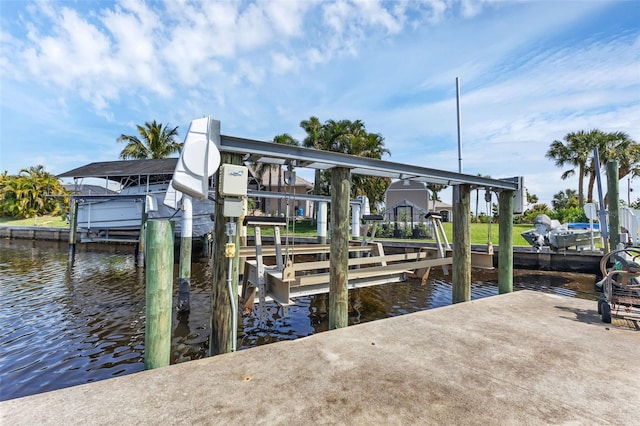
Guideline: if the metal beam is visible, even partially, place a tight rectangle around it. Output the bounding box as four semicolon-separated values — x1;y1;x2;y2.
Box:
219;134;519;191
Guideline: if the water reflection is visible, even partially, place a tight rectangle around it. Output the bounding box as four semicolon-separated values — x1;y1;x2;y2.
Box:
0;239;597;401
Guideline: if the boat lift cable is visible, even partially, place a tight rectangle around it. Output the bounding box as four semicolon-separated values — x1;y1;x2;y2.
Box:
284;165;296;267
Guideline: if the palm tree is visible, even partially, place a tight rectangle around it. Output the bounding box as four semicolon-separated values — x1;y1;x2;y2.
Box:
426;183;447;212
546;130;593;207
117;120;181;159
349;132;391;210
299;116;391;212
588;131;640;206
551;188;579;210
300;116;324;197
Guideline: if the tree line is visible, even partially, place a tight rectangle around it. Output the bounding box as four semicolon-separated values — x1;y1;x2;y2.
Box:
516;129;639;224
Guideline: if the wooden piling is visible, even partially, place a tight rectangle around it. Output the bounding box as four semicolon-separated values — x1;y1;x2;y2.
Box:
178;195;193;314
607;160;620;251
144;220;174;370
67;198;78;265
498;190;514;294
329;167;350;329
452;184;471;303
209;153;243;356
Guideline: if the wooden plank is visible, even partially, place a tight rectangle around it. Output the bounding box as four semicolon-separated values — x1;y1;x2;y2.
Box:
471;251;494;270
239;244;374;257
288;250;439;272
269;257;453;288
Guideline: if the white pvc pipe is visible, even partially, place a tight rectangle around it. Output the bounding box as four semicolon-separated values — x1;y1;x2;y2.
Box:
181;195;193;238
317;201;328;241
351;203;361;239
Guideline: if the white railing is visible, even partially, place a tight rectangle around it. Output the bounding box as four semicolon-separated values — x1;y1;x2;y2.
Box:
620;207;640;246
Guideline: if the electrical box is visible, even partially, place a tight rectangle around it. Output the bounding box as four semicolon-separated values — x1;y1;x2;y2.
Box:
223;197;244;217
219;164;249;197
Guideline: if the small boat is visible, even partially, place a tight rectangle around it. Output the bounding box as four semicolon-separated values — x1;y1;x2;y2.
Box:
59;159;216;240
521;214;600;251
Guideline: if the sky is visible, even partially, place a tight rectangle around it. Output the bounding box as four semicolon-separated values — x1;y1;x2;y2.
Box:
1;0;638;209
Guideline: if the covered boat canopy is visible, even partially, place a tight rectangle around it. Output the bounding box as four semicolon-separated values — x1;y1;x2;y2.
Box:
57;158;179;189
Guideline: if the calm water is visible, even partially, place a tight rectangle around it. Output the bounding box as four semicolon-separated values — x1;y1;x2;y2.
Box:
0;239;598;401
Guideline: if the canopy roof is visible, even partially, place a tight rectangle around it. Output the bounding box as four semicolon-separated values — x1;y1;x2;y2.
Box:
58;132;520;192
219;135;519;191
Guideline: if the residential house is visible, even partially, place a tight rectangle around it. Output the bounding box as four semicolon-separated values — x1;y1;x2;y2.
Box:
251;167;314;217
384;180;452;222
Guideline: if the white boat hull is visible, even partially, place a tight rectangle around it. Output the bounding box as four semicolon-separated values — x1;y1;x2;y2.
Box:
76;193;214;237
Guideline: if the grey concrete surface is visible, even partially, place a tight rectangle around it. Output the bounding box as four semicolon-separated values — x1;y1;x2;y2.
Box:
2;290;638;425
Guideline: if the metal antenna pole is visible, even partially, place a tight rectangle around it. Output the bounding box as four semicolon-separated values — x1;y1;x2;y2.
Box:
456;77;463;174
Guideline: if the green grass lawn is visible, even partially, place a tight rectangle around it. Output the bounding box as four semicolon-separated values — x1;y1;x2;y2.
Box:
0;215;534;246
253;219;532;246
0;215;68;228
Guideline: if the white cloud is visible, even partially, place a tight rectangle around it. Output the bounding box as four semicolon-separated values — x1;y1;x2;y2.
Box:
0;0;637;212
271;52;299;74
262;0;311;37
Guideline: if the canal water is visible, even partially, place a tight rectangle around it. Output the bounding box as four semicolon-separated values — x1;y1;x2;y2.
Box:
0;239;599;401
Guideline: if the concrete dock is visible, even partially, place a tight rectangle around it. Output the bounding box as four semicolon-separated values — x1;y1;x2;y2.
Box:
2;290;639;425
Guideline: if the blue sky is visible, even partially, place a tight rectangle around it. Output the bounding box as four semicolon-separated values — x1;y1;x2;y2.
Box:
1;0;638;207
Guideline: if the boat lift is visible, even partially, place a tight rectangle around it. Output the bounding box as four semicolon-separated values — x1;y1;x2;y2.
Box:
239;214;454;322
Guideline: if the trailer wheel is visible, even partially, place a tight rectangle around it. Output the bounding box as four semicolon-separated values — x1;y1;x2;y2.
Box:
601;302;611;324
597;299;603;315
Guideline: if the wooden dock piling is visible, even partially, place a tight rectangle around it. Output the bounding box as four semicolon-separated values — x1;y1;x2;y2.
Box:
67;198;78;266
498;190;514;294
178;195;193;314
452;185;471;303
329;167;350;329
209;153;243;356
144;220;174;370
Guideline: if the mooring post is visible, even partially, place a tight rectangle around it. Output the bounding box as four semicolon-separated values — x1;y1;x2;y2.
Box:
498;190;514;294
67;198;78;266
178;195;193;314
136;201;147;268
607;160;620;251
329;167;350;329
209;153;243;356
144;219;174;370
452;184;471;303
